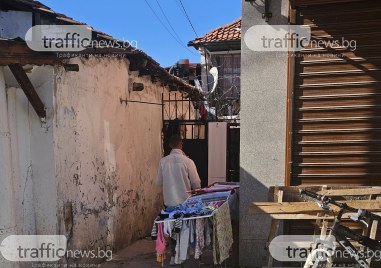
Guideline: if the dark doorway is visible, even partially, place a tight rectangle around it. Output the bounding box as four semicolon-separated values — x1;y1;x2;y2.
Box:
227;123;240;182
162;93;209;187
183;128;208;188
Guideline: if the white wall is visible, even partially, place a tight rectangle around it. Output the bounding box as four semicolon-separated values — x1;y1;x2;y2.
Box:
3;65;57;237
0;67;18;268
0;65;56;268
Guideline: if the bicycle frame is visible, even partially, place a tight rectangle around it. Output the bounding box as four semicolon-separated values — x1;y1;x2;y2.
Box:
333;210;371;268
300;189;381;268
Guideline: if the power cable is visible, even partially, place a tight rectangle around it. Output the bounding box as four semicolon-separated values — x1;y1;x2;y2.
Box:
144;0;198;56
154;0;184;46
177;0;198;37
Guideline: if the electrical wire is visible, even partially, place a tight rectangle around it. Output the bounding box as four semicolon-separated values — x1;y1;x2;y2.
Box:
144;0;204;100
143;0;198;56
154;0;184;47
145;2;240;112
177;0;198;37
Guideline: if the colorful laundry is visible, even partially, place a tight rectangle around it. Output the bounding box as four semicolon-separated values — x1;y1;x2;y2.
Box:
153;184;239;265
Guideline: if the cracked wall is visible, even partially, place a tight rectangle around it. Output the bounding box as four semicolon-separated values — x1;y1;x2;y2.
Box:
1;65;57;268
2;65;57;238
1;57;194;266
54;56;190;257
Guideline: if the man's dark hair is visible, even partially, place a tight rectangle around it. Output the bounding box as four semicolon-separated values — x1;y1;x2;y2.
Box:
169;134;182;148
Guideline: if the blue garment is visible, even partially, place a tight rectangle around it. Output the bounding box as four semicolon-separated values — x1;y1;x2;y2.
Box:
163;200;213;219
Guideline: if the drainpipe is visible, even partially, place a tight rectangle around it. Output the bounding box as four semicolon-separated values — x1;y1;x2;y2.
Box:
0;67;18;268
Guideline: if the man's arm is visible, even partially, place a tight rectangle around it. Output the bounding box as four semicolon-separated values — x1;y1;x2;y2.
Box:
188;160;201;190
156;160;163;186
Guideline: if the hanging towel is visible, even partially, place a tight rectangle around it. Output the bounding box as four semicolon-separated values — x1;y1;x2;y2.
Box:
213;202;233;265
163;221;174;237
189;219;195;245
174;233;181;264
155;223;167;262
179;220;190;262
195;218;205;259
205;218;212;247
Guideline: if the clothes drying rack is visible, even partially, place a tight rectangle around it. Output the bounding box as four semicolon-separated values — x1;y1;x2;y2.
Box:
153;190;234;267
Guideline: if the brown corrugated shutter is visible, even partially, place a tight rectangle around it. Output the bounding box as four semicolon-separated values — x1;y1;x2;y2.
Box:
291;1;381;185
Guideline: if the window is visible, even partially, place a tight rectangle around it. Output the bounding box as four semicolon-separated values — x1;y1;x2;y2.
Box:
211;53;241;115
212;54;240;99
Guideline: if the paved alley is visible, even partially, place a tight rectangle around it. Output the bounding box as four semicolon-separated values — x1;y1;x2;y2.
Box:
100;238;219;268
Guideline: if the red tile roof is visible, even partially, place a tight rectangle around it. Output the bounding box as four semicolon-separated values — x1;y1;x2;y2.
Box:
189;18;241;47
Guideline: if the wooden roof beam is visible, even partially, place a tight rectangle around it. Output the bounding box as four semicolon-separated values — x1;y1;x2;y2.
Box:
8;64;46;120
0;40;57;66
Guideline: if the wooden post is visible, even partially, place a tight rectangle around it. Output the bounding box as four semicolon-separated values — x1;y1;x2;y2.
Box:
265;187;283;268
314;186;328;238
367;195;381;265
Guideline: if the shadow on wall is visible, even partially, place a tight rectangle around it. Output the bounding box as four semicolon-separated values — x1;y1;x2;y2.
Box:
291;1;381;186
239;167;283;267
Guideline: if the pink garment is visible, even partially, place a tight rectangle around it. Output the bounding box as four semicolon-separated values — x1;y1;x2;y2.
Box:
155;223;167;255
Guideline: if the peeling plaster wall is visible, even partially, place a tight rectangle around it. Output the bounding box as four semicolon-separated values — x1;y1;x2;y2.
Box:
0;56;195;265
3;65;57;236
0;67;18;268
54;57;190;253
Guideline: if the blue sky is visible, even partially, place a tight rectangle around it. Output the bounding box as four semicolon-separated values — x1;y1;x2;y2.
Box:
41;0;241;67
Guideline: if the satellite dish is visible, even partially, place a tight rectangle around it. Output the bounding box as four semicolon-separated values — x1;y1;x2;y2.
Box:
209;67;219;94
192;66;219;95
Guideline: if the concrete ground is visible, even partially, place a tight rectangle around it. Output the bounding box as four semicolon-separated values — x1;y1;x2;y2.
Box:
99;237;226;268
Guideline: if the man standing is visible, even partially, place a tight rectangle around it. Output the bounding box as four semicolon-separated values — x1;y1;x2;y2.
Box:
156;134;201;207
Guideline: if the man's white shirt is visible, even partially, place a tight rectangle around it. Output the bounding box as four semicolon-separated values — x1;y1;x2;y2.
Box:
156;149;201;207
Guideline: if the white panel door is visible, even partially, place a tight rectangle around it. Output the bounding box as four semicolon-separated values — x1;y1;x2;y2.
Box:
208;122;227;185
